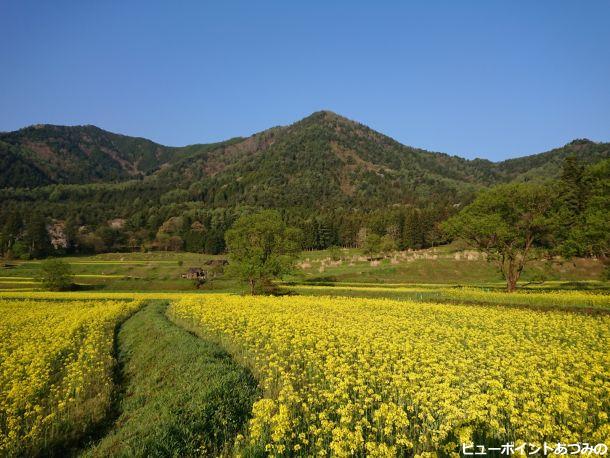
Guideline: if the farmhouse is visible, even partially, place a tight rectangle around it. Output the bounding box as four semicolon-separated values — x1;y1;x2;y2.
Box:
181;267;206;280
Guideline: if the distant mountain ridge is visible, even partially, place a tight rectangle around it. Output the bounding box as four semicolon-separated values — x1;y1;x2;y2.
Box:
0;124;180;187
1;112;608;203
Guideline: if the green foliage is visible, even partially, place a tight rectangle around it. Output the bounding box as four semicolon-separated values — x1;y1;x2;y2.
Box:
553;158;610;260
0;113;608;260
10;241;30;260
225;210;301;294
603;264;610;281
380;234;398;255
37;258;73;291
442;183;554;291
362;233;382;259
328;246;343;261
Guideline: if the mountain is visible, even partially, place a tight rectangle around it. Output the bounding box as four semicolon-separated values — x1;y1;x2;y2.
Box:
0;124;181;187
494;138;610;182
161;112;610;208
1;112;608;207
1;111;608;255
155;111;490;207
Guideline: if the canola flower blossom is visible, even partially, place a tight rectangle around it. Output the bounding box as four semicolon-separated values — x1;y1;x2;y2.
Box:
441;287;610;308
1;288;607;310
292;284;610;309
168;294;610;457
0;298;141;455
0;291;180;301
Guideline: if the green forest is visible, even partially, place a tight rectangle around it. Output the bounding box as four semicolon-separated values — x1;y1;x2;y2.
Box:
1;112;608;264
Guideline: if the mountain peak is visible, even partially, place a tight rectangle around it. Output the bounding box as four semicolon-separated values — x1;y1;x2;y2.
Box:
567;138;594;146
2;114;608;194
301;110;357;125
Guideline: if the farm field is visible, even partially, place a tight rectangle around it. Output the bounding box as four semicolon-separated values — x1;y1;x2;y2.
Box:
3;1;609;456
169;294;610;456
290;284;610;312
0;296;142;456
1;248;609;456
1;288;608;456
295;245;606;287
85;301;258;457
0;247;607;293
0;251;233;291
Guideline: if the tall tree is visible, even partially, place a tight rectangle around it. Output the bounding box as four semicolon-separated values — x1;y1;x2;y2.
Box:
24;213;51;259
1;209;22;257
553;158;609;263
225;210;301;294
561;159;610;261
551;157;588;256
362;233;382;260
560;156;587;214
442;183;554;292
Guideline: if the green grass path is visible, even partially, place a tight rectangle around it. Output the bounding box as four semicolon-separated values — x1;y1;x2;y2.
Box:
83;300;258;457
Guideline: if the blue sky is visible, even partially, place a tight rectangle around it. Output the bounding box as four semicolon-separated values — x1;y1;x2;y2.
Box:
1;1;609;161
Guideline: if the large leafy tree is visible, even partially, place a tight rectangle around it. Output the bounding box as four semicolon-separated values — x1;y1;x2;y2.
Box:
442;183;554;292
225;210;301;294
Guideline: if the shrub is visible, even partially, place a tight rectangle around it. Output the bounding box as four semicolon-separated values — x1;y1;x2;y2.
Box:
38;259;74;291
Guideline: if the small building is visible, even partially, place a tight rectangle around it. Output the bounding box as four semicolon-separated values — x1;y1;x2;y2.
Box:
181;267;206;280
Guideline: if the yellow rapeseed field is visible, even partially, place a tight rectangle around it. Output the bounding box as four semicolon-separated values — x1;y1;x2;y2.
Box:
441;287;610;308
168;294;610;457
0;297;142;455
292;285;610;309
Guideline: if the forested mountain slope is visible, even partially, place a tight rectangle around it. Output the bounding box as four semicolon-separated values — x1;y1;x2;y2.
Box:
495;138;609;182
157;111;491;207
0;124;189;187
1;111;608;255
2;112;607;202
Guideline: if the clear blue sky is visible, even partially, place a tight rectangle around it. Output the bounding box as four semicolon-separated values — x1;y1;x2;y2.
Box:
1;1;609;161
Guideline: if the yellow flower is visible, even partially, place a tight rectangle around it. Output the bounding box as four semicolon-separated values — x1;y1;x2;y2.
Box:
167;293;610;456
0;297;142;455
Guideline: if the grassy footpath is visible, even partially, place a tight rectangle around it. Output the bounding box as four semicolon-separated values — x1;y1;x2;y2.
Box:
83;301;258;457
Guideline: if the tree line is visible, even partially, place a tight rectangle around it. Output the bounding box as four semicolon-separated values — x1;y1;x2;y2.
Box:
0;200;454;260
225;157;609;293
1;157;608;293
